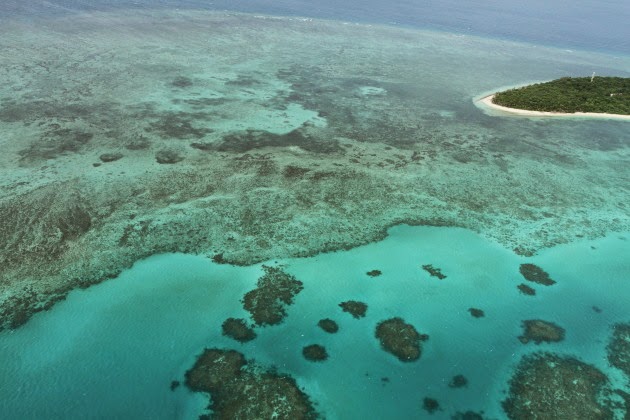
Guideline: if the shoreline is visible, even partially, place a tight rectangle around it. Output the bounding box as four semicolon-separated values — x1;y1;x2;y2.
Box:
477;95;630;120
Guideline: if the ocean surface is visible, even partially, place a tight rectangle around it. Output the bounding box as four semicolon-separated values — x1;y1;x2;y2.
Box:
0;1;629;419
2;0;630;54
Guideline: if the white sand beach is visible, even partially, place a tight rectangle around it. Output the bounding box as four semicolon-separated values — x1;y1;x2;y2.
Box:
478;94;630;120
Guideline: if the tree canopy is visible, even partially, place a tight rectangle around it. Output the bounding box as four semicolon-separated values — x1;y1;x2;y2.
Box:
492;77;630;115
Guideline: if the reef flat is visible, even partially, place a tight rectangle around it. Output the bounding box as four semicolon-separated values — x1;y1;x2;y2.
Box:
1;10;629;329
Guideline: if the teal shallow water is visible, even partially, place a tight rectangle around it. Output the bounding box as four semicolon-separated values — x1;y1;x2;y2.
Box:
0;225;628;418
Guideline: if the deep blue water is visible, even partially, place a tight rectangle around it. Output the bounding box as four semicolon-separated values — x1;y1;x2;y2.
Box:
2;0;630;54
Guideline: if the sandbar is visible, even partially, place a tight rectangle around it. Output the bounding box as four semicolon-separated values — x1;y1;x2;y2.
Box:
477;94;630;120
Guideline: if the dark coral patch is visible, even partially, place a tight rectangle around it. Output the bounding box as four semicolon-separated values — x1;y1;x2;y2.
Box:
422;264;446;279
519;263;555;286
19;128;93;162
317;318;339;333
302;344;328;362
366;270;382;277
211;128;341;154
449;374;468;388
147;112;213;139
190;142;214;151
221;318;257;343
155;149;184;164
339;300;368;319
99;152;123;162
607;323;630;377
185;348;318;419
517;283;536;296
242;266;304;326
185;348;246;392
502;352;613;419
125;135;151;150
468;308;485;318
375;317;427;362
283;165;311;178
518;320;565;344
171;76;193;88
452;411;484;420
422;397;440;414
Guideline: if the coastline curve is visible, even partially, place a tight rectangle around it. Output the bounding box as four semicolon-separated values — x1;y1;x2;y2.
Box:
475;94;630;120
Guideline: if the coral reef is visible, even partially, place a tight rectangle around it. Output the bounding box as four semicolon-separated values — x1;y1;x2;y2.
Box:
449;374;468;388
422;264;446;280
422;397;440;414
317;319;339;333
171;76;193;88
452;411;484;420
502;352;613;419
519;263;556;286
98;153;123;162
242;266;304;326
302;344;328;362
516;284;536;296
375;317;428;362
283;165;311;179
339;301;368;319
147;112;213;139
99;152;123;162
518;319;565;344
155;149;183;164
468;308;484;318
221;318;257;343
124;135;151;150
1;11;629;334
607;323;630;377
185;348;318;419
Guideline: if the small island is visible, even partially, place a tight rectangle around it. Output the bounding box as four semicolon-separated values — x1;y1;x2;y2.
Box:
478;76;630;119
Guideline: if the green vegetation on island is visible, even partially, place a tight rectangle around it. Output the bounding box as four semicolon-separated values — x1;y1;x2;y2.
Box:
493;76;630;114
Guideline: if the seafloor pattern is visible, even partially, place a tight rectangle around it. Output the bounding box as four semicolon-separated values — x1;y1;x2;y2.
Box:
1;11;629;331
0;9;629;419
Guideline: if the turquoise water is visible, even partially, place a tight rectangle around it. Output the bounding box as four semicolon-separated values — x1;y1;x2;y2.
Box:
1;225;628;418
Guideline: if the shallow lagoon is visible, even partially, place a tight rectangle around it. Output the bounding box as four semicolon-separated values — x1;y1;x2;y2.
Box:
1;225;628;418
